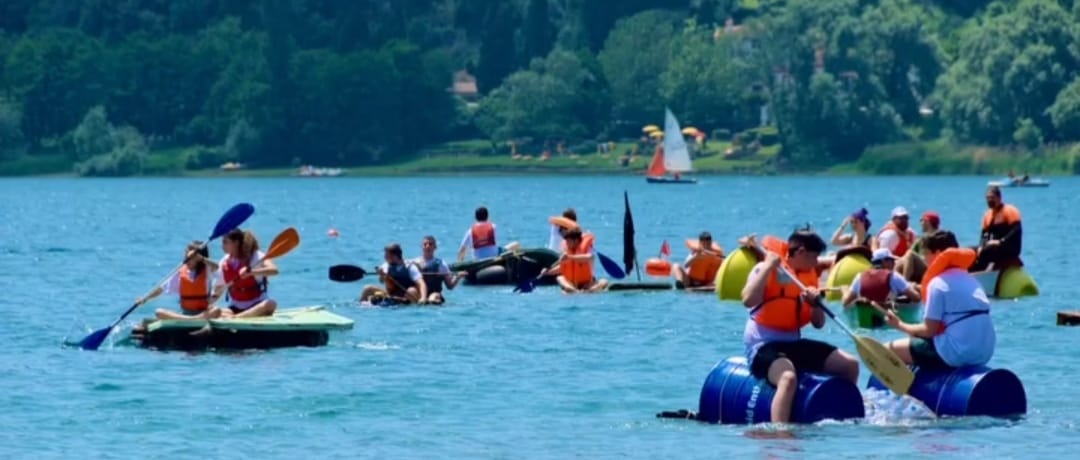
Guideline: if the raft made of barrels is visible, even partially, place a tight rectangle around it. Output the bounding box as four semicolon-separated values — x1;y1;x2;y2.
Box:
845;301;921;329
130;306;354;352
453;248;560;286
697;357;865;424
824;246;873;301
1057;311;1080;326
867;365;1026;417
973;266;1039;299
607;281;673;291
714;247;760;301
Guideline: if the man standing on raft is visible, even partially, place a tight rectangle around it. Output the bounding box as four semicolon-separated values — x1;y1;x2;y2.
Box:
741;229;859;423
673;231;724;290
970;186;1023;272
458;206;499;262
884;230;995;369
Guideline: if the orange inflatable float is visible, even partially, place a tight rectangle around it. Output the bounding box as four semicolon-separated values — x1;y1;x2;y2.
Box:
645;258;672;277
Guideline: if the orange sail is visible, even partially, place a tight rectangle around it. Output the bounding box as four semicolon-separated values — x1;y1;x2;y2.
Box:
646;145;665;177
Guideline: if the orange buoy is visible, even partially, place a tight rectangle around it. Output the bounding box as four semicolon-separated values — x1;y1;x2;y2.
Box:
327;228;339;238
645;258;673;277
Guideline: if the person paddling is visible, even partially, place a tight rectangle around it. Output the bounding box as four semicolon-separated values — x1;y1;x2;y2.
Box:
970;186;1023;272
841;248;921;327
458;206;498;262
134;241;220;320
673;231;724;290
541;227;608;293
741;229;859;424
412;236;465;305
884;230;995;369
209;229;278;318
362;243;428;305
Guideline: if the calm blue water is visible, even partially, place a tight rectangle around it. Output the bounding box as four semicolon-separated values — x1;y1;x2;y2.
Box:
1;176;1075;459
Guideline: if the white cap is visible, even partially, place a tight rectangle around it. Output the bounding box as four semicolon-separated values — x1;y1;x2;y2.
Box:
872;248;897;263
891;206;909;217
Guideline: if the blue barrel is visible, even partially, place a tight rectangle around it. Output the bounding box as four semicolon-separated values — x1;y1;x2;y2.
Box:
867;366;1026;417
697;357;865;424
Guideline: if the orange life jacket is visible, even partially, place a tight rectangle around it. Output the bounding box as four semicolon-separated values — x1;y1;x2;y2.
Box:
222;255;266;302
857;268;892;303
877;222;916;256
920;247;985;335
750;261;819;332
981;204;1021;231
559;233;595;287
687;251;723;283
471;222;496;248
178;265;210;312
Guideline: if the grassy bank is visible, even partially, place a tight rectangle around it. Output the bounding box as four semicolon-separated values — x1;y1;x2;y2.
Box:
4;137;1079;177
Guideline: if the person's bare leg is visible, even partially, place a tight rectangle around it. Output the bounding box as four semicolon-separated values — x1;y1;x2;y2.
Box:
673;266;688;286
588;278;609;292
233;299;277;318
557;275;579;293
886;338;915;365
767;358;798;423
822;348;860;383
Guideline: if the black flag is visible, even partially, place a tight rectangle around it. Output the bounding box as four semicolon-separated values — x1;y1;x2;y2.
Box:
623;190;636;276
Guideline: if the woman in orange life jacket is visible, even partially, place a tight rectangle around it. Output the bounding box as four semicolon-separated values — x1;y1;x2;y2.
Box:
884;230;995;369
741;229;859;424
840;248;921;327
132;241;219;328
672;231;724;289
540;227;608;293
208;229;279;318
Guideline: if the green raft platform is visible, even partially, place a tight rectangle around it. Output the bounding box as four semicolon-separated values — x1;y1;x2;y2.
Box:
845;301;921;329
129;306;354;351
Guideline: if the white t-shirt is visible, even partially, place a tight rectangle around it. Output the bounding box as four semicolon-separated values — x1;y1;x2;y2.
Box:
849;270;910;298
460;224;499;259
379;262;423;283
925;269;995;367
215;251;268;309
548;224;563;251
877;229;900;254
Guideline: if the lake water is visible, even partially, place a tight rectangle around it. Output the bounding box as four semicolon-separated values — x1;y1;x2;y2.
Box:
0;176;1074;459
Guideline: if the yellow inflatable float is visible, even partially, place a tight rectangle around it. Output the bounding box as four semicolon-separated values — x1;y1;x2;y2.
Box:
823;247;873;301
974;266;1039;299
714;247;760;301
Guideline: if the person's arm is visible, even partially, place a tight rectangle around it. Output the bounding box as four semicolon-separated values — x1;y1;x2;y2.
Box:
810;297;826;328
887;278;943;338
890;272;920;303
841;276;862;307
458;229;471;262
246;258;278;278
830;218;851;246
877;229;899;254
539;255;566;277
137;287;164;306
411;265;427;303
741;259;777;308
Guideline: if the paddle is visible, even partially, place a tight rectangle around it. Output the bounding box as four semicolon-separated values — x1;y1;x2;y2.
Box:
762;236;914;396
596;251;626;279
329;264;367;282
72;202;255;350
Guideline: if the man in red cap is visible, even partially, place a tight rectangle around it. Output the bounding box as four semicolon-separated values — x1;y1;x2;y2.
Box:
898;210;942;284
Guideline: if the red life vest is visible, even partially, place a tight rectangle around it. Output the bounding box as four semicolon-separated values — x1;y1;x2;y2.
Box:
471;222;496;248
877;222;916;256
178;265;210;311
222;255;266;302
856;268;892;303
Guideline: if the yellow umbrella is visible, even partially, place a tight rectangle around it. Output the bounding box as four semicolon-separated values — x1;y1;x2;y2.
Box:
682;127;700;136
649;131;664;138
642;125;660;133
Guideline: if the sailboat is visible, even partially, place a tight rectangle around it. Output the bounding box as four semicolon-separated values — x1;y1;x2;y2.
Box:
646;108;697;184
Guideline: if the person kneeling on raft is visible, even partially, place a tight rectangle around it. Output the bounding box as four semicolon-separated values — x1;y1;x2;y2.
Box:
362;243;429;305
742;229;860;424
841;248;920;326
673;231;724;290
412;235;466;305
884;230;995;369
540;227;608;293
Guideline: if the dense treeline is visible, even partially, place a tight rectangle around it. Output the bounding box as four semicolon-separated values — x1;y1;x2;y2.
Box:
0;0;1078;175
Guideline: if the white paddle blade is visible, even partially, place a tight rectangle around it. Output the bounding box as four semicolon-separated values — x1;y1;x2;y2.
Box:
855;336;914;395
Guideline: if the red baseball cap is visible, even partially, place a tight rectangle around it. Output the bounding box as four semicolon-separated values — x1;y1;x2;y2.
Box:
921;211;940;227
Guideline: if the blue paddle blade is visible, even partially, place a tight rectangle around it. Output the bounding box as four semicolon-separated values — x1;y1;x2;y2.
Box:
597;251;626;280
210;203;255;240
76;327;112;350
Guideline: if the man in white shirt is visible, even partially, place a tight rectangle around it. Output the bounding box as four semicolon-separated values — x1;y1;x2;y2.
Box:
875;206;917;258
885;230;995;369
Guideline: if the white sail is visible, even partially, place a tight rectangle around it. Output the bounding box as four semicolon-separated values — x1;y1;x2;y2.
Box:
662;108;693;172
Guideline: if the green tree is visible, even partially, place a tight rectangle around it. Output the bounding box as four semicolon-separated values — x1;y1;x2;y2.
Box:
598;10;681;130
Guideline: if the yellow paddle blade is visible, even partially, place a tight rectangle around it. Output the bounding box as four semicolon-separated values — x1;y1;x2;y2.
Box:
854;335;914;395
264;227;301;260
